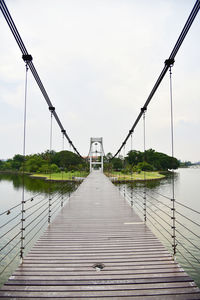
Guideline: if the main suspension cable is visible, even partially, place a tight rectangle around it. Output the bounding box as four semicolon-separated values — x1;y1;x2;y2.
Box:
112;0;200;158
0;0;82;158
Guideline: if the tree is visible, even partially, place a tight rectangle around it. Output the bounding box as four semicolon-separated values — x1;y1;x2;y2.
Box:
126;150;143;165
12;154;24;170
112;157;123;170
52;150;84;170
137;162;154;171
105;152;113;163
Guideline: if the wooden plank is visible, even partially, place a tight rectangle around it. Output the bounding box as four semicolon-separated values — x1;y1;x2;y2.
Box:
0;171;199;299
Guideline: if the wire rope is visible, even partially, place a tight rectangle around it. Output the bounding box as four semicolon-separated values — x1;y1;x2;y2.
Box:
112;1;200;158
0;0;82;158
176;239;200;264
0;212;21;230
0;231;21;252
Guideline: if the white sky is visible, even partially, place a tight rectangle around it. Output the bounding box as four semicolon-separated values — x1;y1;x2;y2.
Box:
0;0;200;162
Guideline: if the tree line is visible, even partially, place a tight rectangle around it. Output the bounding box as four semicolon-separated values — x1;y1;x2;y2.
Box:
0;150;88;173
0;148;180;174
104;148;180;172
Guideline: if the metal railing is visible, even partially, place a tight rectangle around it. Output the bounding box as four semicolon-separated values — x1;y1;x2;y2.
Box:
118;183;200;286
0;186;72;285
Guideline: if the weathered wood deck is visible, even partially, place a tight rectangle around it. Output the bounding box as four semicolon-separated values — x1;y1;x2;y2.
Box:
0;171;200;299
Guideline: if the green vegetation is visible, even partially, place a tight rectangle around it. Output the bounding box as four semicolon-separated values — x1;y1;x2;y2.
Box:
104;148;180;181
104;171;165;181
0;147;180;182
0;150;89;181
31;170;89;181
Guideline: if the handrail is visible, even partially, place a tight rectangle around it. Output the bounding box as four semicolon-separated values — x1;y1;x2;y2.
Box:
0;187;74;280
119;183;200;286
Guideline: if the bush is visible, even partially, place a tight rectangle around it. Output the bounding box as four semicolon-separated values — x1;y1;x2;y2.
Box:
136;162;154;171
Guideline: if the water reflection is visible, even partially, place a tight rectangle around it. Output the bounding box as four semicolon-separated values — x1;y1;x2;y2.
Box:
0;172;79;195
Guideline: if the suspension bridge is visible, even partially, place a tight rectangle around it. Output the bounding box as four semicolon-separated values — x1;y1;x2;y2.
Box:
0;0;200;298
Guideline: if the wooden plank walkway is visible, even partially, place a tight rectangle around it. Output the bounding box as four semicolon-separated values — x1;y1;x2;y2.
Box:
0;171;200;299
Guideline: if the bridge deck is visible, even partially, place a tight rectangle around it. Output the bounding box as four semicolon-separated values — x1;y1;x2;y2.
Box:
0;171;200;299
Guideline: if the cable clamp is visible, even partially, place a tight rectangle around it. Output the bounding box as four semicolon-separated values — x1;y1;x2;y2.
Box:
61;129;66;134
171;235;176;238
22;54;33;63
21;228;25;231
171;208;175;211
165;58;175;67
171;217;175;220
49;106;55;112
31;198;34;201
141;107;147;113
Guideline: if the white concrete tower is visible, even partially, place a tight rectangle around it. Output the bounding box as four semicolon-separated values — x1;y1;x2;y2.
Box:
88;137;105;172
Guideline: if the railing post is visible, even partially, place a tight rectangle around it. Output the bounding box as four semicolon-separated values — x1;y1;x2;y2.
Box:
48;106;55;224
143;190;146;222
131;188;133;207
20;199;25;261
171;197;176;256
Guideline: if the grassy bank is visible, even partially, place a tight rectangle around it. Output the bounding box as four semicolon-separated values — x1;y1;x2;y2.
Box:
31;171;89;181
105;171;165;181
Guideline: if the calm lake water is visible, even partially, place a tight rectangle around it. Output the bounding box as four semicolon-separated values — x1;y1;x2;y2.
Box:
0;169;200;288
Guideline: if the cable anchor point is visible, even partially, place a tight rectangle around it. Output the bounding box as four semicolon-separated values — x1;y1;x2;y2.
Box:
165;58;175;67
22;54;33;68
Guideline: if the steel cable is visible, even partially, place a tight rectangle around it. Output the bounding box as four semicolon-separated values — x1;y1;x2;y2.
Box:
24;218;48;248
175;229;200;253
176;248;200;274
0;231;21;252
176;239;200;265
0;250;21;276
145;192;171;209
25;200;49;220
0;239;21;264
0;212;21;230
176;219;200;240
0;0;82;158
0;221;21;240
24;211;49;241
176;200;200;215
145;216;172;246
145;210;172;237
25;206;48;230
0;203;21;216
145;203;171;228
146;199;171;218
113;0;200;158
176;210;200;228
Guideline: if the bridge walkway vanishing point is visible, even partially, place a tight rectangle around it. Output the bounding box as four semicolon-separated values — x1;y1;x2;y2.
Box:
0;171;200;299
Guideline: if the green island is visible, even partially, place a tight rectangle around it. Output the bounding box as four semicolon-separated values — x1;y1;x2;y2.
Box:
31;170;88;181
0;148;180;182
105;171;165;181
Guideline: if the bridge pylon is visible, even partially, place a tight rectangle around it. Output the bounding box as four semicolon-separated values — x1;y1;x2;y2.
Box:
88;137;105;173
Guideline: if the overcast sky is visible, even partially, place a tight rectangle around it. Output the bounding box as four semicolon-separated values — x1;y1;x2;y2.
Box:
0;0;200;162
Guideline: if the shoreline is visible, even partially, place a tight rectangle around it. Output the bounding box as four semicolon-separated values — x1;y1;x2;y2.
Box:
0;170;168;183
